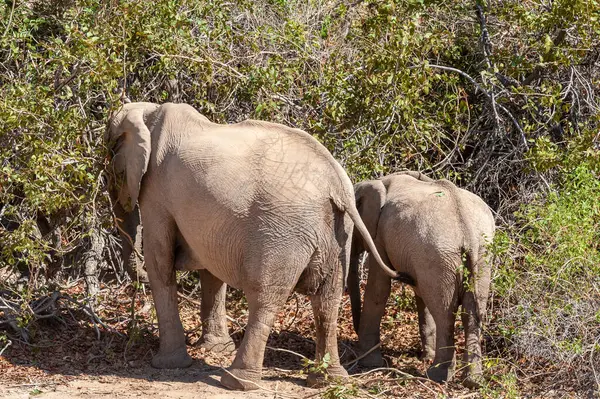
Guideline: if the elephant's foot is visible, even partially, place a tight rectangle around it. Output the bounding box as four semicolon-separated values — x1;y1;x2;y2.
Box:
220;367;262;391
357;348;385;368
306;365;348;388
151;347;193;369
426;363;454;383
419;349;435;362
199;334;235;355
461;373;484;389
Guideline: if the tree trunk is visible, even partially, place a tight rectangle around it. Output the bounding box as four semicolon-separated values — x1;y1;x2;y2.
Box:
83;230;103;297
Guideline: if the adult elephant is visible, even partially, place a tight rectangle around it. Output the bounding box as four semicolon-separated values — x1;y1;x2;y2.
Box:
348;171;495;388
106;102;399;391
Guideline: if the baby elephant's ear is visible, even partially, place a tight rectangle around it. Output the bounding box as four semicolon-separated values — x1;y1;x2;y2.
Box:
354;180;386;240
107;105;155;212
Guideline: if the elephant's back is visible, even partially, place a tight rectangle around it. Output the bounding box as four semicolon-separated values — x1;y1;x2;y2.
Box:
155;119;349;248
379;175;493;267
177;120;348;208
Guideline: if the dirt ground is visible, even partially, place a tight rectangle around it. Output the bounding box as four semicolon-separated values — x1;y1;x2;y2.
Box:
0;364;316;399
0;282;445;399
0;282;589;398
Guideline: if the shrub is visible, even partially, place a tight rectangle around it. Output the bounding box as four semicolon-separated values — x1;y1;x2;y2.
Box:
0;0;599;394
490;164;600;391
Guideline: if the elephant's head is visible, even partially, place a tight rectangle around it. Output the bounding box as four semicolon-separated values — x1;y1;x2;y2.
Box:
106;102;159;212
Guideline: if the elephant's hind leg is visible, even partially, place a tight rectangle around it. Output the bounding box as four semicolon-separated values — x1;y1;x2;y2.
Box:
220;287;288;391
307;258;348;385
219;248;304;391
459;291;484;388
425;308;457;383
357;254;392;368
144;217;192;369
307;285;348;387
415;295;436;362
459;260;491;388
198;270;235;354
421;278;459;383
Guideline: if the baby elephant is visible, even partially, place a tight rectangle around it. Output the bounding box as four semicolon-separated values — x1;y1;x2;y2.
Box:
348;171;495;388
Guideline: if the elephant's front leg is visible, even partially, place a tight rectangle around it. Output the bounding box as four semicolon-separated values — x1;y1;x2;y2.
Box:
144;222;192;369
357;255;392;367
415;294;436;362
307;271;348;387
198;269;235;354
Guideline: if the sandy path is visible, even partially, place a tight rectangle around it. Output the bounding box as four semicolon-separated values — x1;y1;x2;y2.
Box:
0;364;319;399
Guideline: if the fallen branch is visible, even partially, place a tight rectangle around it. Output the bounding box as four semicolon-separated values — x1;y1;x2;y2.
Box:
30;291;61;317
350;367;443;397
5;382;58;389
343;342;380;367
351;367;427;382
57;295;124;338
265;345;309;360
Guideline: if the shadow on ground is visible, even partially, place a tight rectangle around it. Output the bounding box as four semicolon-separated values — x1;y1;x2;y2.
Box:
0;315;424;389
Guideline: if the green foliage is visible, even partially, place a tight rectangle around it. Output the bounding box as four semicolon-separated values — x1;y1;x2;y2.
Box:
480;371;520;399
390;287;416;312
0;0;599;393
322;381;360;399
302;352;330;375
490;163;600;387
2;0;598;276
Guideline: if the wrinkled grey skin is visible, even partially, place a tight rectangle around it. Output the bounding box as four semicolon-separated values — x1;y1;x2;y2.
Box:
348;171;495;388
106;102;399;391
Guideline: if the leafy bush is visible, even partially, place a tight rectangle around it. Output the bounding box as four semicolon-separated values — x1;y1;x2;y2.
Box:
491;164;600;390
0;0;599;394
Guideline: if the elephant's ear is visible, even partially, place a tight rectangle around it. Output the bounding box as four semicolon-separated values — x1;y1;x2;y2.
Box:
354;180;387;239
107;104;155;212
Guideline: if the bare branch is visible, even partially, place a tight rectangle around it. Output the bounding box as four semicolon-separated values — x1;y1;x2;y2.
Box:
423;63;529;150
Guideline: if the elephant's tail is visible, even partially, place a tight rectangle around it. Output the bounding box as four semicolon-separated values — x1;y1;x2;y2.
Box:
346;206;400;279
325;156;398;279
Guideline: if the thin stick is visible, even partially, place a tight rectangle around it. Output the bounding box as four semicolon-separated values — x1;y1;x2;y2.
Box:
351;367;428;382
0;339;12;357
5;382;57;389
592;336;600;392
219;368;297;398
2;0;15;38
343;342;380;367
265;346;309;360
